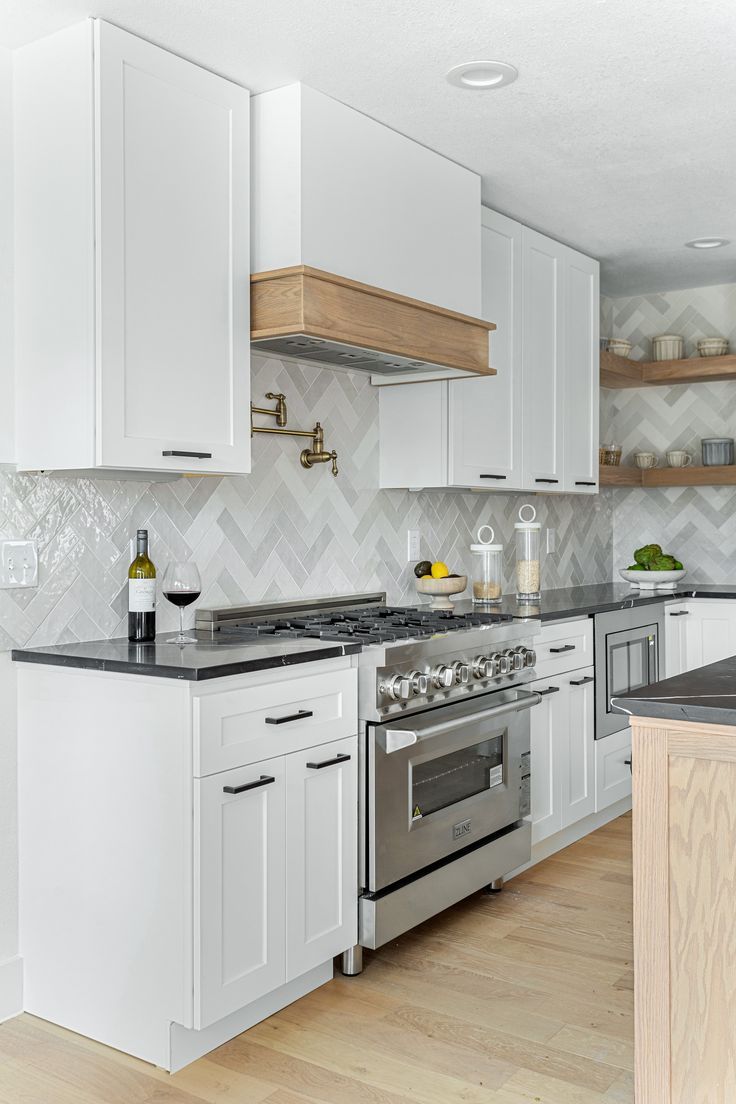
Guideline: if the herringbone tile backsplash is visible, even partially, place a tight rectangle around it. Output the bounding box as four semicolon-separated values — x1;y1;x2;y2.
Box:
602;282;736;581
0;357;613;650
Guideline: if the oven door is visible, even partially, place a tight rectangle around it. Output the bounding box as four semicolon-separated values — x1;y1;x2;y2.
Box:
366;687;538;893
597;621;660;738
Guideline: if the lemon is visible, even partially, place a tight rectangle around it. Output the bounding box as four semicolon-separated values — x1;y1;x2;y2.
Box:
421;574;432;579
431;561;449;579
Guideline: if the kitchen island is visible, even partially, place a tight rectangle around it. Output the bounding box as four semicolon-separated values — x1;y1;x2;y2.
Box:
614;661;736;1104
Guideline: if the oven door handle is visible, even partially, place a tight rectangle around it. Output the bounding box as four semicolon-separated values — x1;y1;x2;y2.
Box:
379;690;542;753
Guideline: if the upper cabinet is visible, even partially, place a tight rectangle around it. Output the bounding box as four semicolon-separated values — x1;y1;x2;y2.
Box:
14;20;251;476
252;84;481;317
379;208;599;493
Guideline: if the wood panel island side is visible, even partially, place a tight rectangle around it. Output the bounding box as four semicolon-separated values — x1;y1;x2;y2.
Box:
614;656;736;1104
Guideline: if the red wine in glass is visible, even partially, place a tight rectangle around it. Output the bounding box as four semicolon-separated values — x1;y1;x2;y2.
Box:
162;561;201;643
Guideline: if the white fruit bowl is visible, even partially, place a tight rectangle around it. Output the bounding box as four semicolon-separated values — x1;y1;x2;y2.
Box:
416;575;467;610
619;568;686;590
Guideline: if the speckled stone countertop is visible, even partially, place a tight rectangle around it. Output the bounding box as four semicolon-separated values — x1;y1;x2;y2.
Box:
485;583;736;622
11;633;362;681
612;655;736;727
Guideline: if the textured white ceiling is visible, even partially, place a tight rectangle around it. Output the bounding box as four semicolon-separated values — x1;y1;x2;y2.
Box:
3;0;735;295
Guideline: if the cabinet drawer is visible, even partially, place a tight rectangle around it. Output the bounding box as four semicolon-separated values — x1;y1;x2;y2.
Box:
194;668;358;776
595;726;632;812
532;619;593;679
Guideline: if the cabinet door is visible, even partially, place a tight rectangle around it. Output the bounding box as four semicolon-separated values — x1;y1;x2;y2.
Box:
682;601;736;671
286;736;358;979
563;248;599;492
665;602;690;678
529;677;566;844
195;757;286;1028
521;228;565;490
448;208;523;488
563;668;596;827
95;20;251;475
595;725;632;812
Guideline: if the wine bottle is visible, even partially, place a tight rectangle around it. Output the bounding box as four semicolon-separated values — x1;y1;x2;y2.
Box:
128;529;156;643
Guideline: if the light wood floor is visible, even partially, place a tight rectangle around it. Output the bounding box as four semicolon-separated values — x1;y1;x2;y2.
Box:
0;814;633;1104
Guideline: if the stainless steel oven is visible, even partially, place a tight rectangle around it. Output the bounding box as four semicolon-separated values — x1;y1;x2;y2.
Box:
594;603;665;739
360;683;538;951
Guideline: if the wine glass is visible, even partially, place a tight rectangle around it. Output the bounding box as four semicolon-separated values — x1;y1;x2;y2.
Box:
163;561;201;644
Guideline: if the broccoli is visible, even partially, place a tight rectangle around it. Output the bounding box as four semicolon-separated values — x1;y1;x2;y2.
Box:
634;544;663;567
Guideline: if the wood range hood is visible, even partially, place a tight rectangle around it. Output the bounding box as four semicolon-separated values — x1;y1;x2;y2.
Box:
250;266;496;385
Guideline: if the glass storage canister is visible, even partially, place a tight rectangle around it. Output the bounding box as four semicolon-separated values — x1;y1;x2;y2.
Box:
514;504;541;601
471;525;503;603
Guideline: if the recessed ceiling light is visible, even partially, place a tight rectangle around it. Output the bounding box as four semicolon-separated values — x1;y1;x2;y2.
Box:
684;237;730;249
446;61;518;90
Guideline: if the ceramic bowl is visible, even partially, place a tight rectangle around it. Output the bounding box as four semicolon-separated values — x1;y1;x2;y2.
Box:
651;334;684;361
619;568;686;591
607;339;633;358
416;575;467;610
697;338;729;357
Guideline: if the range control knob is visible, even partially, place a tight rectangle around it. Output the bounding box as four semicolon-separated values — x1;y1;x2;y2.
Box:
524;647;537;667
380;675;411;701
472;654;493;679
431;664;454;689
409;670;429;695
495;652;512;675
504;648;525;672
451;661;471;685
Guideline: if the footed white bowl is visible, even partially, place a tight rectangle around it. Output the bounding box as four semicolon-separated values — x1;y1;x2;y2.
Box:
416;575;467;610
619;568;686;590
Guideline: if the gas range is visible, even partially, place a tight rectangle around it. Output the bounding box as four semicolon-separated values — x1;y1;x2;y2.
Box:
195;591;540;721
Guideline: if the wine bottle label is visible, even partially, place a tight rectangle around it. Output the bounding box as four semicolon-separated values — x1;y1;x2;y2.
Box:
128;579;156;613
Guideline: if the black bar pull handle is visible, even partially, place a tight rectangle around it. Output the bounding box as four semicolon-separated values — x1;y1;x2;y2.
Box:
669;610;690;616
575;481;596;486
537;686;560;696
550;644;576;653
306;752;351;770
535;478;559;484
479;474;507;480
569;676;594;686
624;757;632;773
265;709;314;725
223;774;275;795
162;450;212;459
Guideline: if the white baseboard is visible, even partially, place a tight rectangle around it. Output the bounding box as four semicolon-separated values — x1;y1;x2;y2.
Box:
507;797;632;881
0;957;23;1023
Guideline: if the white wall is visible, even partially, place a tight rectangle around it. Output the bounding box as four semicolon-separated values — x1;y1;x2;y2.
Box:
0;45;21;1021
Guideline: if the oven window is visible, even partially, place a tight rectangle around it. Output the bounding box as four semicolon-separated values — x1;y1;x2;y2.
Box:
607;632;656;704
412;735;504;819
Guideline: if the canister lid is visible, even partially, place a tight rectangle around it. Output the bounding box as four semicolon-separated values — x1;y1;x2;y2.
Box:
470;523;502;552
514;503;541;530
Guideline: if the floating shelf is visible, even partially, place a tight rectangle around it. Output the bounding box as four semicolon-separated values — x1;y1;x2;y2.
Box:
601;350;736;389
600;464;736;488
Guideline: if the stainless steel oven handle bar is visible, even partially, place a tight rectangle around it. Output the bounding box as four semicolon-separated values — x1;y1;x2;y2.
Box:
380;689;542;754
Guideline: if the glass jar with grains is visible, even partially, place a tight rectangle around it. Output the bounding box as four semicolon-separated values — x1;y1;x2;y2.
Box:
514;504;541;601
470;524;503;604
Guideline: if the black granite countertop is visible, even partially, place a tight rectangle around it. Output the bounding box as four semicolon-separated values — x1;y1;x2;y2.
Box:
488;583;736;623
613;656;736;726
11;633;362;681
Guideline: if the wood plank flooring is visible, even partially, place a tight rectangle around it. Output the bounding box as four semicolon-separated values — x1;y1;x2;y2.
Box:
0;813;633;1103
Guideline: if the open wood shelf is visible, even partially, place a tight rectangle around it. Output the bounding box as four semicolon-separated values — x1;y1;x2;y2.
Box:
600;464;736;488
601;350;736;389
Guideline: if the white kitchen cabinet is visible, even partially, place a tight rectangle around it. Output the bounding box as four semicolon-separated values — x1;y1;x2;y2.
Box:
378;209;599;493
595;726;632;812
14;20;251;476
252;84;481;318
668;600;736;674
665;601;690;678
195;758;287;1029
286;736;357;978
530;652;595;843
447;208;524;488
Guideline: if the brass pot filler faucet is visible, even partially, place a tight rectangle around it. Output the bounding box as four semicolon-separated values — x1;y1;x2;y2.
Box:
250;393;339;476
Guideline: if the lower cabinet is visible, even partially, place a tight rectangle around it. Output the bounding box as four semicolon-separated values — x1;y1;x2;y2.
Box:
530;665;595;844
195;735;357;1029
595;726;632;812
665;599;736;677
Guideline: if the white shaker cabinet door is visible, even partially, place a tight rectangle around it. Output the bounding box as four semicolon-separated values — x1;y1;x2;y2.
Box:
562;668;596;827
681;600;736;671
195;757;286;1029
563;248;599;492
665;602;690;678
448;207;524;489
529;678;565;844
95;20;251;475
521;228;566;491
286;736;358;979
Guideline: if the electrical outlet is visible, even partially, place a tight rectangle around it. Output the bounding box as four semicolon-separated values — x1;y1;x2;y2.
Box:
407;529;421;562
0;540;39;589
546;528;556;555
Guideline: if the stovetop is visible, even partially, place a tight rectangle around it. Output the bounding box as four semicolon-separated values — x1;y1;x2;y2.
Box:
217;605;514;646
